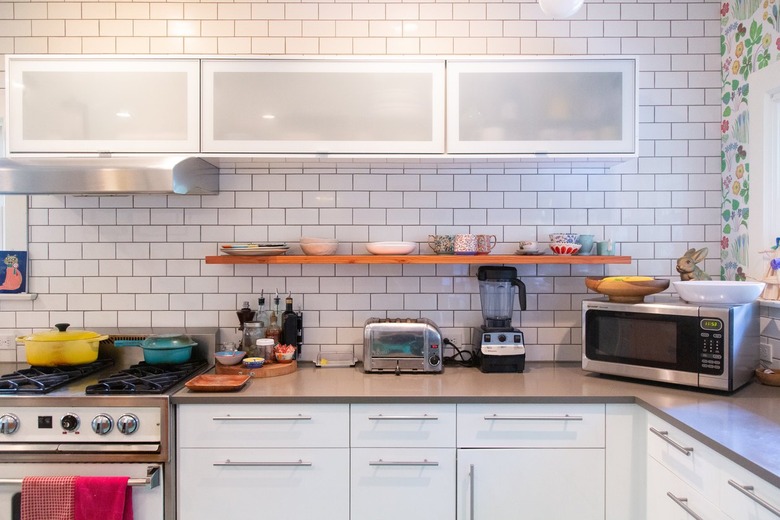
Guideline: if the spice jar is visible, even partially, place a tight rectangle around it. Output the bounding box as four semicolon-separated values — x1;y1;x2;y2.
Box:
241;321;266;356
255;338;276;362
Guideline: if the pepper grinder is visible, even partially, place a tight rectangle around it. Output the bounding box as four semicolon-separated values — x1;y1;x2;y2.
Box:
236;300;255;331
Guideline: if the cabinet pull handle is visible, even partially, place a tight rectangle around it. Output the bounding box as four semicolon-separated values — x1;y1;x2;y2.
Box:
368;414;439;420
649;427;694;456
369;459;439;467
483;414;583;421
212;414;312;421
213;459;312;467
469;464;475;520
666;492;704;520
728;479;780;517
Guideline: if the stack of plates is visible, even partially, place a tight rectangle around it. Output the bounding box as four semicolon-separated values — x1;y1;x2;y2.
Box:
220;243;290;256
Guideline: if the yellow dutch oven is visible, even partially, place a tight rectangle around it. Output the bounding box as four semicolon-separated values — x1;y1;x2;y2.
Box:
17;323;108;366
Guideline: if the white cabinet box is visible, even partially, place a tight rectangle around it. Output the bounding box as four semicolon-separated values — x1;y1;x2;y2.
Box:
446;58;637;156
6;56;200;154
201;59;446;154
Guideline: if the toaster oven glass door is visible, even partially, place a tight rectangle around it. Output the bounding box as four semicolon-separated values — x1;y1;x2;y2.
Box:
584;309;703;372
369;331;425;358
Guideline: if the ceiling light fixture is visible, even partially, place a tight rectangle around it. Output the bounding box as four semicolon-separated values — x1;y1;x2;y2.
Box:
538;0;584;18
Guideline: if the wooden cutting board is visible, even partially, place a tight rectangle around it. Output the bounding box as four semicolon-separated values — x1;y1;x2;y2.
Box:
215;360;297;378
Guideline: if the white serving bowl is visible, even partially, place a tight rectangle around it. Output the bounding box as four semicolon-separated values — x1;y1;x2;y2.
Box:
549;233;579;244
366;241;416;255
300;236;337;244
301;242;339;255
672;280;765;305
549;243;582;255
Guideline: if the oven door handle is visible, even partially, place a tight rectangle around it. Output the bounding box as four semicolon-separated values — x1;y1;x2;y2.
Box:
0;464;161;489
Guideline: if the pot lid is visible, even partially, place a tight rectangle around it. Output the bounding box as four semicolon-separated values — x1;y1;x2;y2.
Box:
24;323;106;342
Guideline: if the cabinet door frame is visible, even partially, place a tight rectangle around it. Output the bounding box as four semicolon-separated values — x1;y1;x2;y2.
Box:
6;56;201;154
446;56;637;156
201;58;446;154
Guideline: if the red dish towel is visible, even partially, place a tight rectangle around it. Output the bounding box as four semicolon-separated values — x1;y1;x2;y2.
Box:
74;476;133;520
21;476;78;520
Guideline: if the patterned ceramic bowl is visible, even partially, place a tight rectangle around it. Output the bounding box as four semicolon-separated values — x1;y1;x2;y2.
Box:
550;243;582;255
549;233;580;244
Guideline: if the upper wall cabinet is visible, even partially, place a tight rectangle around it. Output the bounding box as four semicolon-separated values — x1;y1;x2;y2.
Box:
446;58;637;156
6;57;200;154
201;59;446;154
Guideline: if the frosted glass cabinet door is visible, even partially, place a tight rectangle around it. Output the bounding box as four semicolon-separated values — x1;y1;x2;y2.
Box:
446;58;637;155
6;57;200;154
202;59;445;154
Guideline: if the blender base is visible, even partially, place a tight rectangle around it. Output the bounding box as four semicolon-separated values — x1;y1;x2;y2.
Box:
472;328;526;373
478;353;526;373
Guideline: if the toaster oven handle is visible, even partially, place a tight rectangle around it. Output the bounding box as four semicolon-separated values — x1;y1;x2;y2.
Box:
649;427;694;456
368;414;439;421
369;459;439;467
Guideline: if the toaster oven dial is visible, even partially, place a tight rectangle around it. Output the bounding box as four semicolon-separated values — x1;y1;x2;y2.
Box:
0;413;19;435
429;354;441;366
117;414;139;435
91;414;114;435
60;413;80;432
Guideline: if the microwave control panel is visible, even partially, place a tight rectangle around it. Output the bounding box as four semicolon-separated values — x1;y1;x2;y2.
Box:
699;318;724;375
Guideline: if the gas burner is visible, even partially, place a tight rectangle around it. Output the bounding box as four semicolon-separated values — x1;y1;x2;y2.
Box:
0;359;115;395
85;359;208;395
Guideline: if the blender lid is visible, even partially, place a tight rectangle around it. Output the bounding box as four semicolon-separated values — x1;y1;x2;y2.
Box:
477;266;518;281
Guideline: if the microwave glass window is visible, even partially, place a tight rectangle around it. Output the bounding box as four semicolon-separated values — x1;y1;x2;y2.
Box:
370;331;424;358
595;316;678;364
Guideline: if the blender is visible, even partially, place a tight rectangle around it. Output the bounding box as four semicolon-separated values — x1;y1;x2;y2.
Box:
472;266;527;373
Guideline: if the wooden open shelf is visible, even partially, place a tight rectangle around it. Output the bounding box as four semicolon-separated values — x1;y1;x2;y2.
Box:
205;254;632;265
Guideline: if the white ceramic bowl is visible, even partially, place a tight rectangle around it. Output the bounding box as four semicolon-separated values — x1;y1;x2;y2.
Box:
301;242;338;255
672;280;765;304
549;233;580;244
214;351;246;366
300;236;337;244
366;241;416;255
550;243;582;255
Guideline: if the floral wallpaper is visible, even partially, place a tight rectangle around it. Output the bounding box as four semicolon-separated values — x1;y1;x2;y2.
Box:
721;0;780;280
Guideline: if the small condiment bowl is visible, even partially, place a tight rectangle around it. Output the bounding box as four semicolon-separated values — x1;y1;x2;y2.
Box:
214;351;246;366
243;357;265;368
275;351;295;363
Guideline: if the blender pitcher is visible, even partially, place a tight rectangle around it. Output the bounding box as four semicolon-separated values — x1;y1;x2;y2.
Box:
477;266;527;330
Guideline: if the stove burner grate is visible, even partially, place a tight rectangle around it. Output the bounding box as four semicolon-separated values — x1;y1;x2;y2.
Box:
0;359;115;395
85;359;208;395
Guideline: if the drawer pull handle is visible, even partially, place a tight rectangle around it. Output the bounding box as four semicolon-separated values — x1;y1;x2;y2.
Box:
368;414;439;421
667;492;704;520
483;414;583;421
369;459;439;467
469;464;475;520
649;427;693;456
728;479;780;517
212;414;312;421
214;459;312;467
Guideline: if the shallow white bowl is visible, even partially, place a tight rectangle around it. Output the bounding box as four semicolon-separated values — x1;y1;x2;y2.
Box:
672;280;765;305
214;351;246;366
366;241;416;255
300;236;337;244
301;242;338;255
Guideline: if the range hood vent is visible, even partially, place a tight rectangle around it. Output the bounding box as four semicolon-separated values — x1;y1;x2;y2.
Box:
0;157;219;195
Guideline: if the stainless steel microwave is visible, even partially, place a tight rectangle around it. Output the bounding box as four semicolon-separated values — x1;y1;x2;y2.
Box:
582;299;760;392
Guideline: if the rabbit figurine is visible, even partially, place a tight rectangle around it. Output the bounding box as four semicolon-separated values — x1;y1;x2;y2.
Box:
676;248;712;281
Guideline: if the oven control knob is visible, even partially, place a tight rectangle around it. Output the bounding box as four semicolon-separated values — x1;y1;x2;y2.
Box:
61;413;80;432
429;354;441;366
117;414;139;435
0;413;20;435
91;414;113;435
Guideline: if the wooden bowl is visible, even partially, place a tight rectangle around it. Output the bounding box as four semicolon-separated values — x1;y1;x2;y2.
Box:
755;368;780;387
585;276;670;303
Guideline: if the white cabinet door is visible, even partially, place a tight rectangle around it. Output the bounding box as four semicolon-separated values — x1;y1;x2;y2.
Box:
351;447;455;520
457;448;605;520
177;447;349;520
202;59;445;154
446;58;637;156
6;57;200;154
647;457;731;520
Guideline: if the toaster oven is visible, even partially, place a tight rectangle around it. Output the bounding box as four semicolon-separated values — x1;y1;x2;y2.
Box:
363;318;443;374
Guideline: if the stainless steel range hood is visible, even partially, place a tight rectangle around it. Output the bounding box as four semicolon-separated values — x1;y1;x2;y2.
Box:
0;156;219;195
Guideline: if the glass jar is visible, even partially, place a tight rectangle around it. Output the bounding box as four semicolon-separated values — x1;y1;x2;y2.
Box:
256;338;276;362
241;321;266;356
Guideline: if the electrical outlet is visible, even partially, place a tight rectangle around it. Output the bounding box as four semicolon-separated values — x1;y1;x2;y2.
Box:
760;343;774;363
0;335;17;349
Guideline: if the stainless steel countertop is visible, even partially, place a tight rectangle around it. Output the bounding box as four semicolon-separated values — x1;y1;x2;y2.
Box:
172;362;780;487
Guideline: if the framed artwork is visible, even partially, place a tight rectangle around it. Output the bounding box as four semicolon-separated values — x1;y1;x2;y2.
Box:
0;251;27;293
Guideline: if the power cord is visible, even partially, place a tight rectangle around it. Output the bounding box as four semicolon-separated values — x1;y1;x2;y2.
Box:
443;337;476;367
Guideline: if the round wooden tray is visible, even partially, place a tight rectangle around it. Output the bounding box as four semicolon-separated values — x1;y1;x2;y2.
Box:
215;360;297;378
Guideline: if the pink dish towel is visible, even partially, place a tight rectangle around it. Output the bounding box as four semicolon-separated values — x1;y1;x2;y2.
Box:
21;475;78;520
74;476;133;520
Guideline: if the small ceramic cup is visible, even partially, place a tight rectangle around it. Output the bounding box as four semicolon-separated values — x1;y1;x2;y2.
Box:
597;240;615;256
454;234;478;255
519;240;539;252
428;234;455;254
476;234;497;255
576;234;596;256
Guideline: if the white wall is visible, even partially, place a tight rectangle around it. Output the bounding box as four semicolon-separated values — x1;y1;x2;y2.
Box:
0;0;722;363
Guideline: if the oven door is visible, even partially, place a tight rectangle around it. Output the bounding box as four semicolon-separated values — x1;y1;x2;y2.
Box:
0;463;163;520
583;306;705;386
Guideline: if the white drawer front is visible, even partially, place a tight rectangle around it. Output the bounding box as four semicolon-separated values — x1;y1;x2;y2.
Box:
177;403;349;448
457;403;605;448
351;403;456;448
648;456;730;520
646;417;721;505
720;457;780;520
